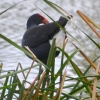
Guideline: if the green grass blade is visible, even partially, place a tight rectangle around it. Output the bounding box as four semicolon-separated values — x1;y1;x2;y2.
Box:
0;34;32;57
0;83;18;90
0;72;10;100
60;93;80;100
0;63;3;74
0;34;50;70
54;48;79;81
49;42;56;98
6;75;18;100
82;29;100;49
65;53;92;97
40;39;56;100
59;44;65;84
0;64;39;79
43;0;99;60
0;1;24;15
18;80;25;100
69;55;100;95
47;40;56;69
44;0;70;20
27;88;34;100
71;64;92;96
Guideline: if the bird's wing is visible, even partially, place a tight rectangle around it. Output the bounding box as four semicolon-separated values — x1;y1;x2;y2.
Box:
23;32;49;47
23;17;68;47
24;22;60;38
22;23;59;47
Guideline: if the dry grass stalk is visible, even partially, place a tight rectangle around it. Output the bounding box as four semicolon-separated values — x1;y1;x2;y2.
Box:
23;68;44;100
24;46;36;80
25;46;37;59
73;44;100;74
64;38;68;48
49;1;75;24
92;61;100;100
32;72;46;100
17;63;26;79
0;63;3;68
77;10;100;38
72;43;100;99
53;70;67;100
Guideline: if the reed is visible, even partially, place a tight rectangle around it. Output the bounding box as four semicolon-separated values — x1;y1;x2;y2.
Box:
0;0;100;100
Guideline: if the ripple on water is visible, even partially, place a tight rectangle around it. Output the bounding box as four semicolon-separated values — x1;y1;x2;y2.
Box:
0;0;100;89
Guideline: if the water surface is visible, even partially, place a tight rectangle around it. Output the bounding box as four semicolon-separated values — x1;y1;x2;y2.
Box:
0;0;100;85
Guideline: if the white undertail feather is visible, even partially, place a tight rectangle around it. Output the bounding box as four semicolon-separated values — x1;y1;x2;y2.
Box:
49;30;66;50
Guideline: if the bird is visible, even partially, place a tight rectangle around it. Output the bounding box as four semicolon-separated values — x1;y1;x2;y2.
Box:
22;13;72;64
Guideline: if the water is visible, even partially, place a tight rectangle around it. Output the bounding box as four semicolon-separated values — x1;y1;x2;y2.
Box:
0;0;100;97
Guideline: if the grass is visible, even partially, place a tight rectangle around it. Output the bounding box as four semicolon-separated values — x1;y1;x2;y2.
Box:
0;0;100;100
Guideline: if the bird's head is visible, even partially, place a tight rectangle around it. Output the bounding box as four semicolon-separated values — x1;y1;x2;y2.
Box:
27;13;49;29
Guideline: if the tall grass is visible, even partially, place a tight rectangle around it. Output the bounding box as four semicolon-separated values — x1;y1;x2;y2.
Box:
0;0;100;100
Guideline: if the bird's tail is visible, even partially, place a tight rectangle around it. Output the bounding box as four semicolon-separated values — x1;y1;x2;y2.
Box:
58;15;73;27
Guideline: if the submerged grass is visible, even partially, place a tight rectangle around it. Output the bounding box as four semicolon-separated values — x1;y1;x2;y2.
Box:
0;0;100;100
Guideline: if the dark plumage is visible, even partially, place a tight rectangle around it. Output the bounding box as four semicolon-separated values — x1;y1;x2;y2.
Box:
22;13;72;64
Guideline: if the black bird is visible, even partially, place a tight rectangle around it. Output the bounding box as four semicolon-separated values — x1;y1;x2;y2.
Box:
22;13;72;64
